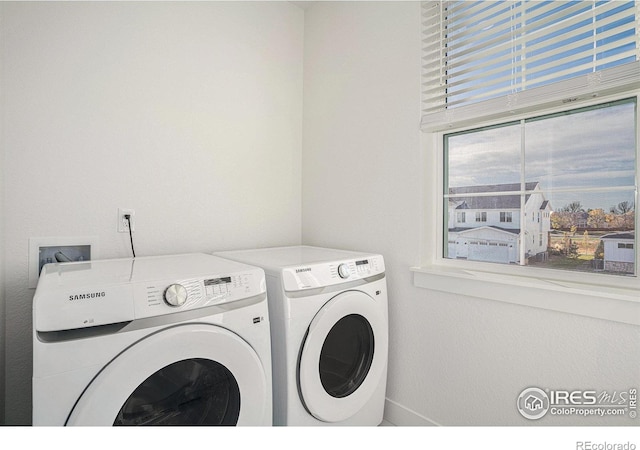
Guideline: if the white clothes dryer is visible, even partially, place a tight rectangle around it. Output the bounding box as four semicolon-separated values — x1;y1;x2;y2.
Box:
32;253;272;426
215;246;388;426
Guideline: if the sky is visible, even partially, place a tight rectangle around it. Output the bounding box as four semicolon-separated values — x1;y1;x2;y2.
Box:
446;99;637;211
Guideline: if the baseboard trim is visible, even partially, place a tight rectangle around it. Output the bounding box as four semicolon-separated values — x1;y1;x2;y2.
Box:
383;398;442;426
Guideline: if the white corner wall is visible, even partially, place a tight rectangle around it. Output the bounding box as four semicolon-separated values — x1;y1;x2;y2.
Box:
0;5;6;424
1;1;303;424
302;1;640;426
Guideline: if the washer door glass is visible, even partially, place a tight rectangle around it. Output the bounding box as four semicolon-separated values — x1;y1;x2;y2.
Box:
114;358;240;426
66;324;269;426
319;314;374;398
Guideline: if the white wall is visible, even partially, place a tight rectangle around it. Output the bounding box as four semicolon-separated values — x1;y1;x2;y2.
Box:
3;0;638;428
302;1;640;426
0;1;303;424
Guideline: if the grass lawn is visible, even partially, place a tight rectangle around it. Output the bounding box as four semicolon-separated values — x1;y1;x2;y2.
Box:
538;254;594;271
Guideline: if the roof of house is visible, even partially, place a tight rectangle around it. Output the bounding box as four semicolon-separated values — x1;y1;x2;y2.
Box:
449;226;521;235
449;182;539;210
601;231;635;240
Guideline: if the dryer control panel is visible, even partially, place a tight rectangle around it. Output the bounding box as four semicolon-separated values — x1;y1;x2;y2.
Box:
281;254;384;292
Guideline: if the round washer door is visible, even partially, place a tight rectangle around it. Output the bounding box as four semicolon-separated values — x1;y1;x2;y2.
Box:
298;290;388;423
66;324;269;426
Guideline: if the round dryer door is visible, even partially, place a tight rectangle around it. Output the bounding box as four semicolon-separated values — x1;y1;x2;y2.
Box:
298;290;388;423
66;324;269;426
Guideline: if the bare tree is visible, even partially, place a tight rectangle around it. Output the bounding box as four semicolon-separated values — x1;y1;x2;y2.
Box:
611;201;635;214
562;201;584;213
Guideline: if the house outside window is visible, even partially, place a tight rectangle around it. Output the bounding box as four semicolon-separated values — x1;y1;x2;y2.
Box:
601;232;635;273
444;99;636;274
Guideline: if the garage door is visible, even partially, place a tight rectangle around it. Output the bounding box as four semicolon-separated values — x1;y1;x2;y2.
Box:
468;241;510;263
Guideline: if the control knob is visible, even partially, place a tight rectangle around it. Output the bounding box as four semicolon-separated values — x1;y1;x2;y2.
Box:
164;284;188;307
337;263;351;279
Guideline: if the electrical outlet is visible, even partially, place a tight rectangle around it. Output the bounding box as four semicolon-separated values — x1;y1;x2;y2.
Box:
118;208;135;233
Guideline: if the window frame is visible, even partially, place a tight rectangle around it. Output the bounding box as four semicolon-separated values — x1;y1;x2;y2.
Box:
413;90;640;326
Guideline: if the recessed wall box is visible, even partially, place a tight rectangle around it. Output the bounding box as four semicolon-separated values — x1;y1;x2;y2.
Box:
29;236;99;288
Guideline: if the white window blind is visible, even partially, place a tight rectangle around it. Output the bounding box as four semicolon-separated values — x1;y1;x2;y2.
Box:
421;0;640;131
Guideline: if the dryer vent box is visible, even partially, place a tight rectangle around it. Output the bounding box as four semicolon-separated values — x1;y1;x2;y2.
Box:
29;236;98;288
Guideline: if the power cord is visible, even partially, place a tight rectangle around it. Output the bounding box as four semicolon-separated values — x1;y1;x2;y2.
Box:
125;214;136;258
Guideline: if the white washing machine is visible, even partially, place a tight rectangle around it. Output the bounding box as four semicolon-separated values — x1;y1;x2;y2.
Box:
32;253;272;426
215;246;388;426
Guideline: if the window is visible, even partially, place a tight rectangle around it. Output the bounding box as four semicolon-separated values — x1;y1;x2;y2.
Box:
416;1;640;324
444;98;637;276
457;211;466;223
422;1;639;278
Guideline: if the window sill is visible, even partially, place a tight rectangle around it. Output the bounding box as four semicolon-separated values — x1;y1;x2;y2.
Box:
411;265;640;326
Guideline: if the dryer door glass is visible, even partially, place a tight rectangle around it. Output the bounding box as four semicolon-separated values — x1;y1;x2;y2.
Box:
319;314;374;398
113;358;240;426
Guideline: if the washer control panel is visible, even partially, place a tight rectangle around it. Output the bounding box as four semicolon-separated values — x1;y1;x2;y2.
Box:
33;253;267;332
282;254;384;292
134;271;262;319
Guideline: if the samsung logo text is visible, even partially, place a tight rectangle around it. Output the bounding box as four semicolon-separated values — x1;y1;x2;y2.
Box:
69;292;106;301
